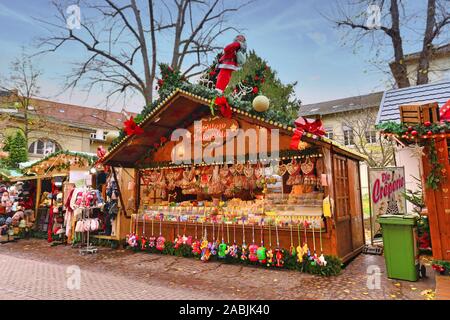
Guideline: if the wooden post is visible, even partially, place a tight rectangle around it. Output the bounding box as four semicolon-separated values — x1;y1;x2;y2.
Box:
111;166;128;218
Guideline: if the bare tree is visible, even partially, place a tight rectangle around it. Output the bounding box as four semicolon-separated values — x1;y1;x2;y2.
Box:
0;50;68;145
36;0;252;107
0;50;42;143
329;0;450;88
335;107;395;167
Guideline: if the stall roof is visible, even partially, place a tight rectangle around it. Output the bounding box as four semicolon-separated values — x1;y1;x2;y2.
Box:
20;150;97;177
376;81;450;124
103;89;366;167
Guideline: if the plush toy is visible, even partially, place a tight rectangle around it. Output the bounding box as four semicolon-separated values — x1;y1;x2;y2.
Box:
249;243;258;262
1;191;9;207
318;253;327;266
141;236;147;250
218;241;227;258
127;234;137;247
191;239;201;255
148;236;156;248
174;235;183;249
200;239;211;262
266;248;273;267
228;243;238;258
156;235;165;251
275;248;284;268
215;35;247;93
257;245;267;264
240;243;248;261
296;245;304;263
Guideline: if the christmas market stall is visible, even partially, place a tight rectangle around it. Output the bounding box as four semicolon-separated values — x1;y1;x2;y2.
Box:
101;71;366;272
14;151;101;244
378;100;450;269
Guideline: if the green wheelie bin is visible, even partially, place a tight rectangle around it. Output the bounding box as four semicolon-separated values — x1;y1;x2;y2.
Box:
378;215;419;281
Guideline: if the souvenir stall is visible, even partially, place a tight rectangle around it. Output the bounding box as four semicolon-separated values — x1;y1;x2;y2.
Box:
102;88;366;266
17;151;98;244
0;176;37;242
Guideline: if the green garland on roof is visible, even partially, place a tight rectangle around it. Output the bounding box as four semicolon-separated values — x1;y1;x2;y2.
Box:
109;63;297;151
21;150;98;173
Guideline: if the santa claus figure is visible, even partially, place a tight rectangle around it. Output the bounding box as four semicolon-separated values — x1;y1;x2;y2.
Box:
439;99;450;122
215;35;247;93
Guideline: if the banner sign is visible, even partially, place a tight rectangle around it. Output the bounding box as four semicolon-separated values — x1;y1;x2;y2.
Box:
368;167;407;236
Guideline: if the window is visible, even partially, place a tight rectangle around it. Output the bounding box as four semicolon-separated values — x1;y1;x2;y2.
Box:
324;127;334;140
343;129;354;146
365;130;377;144
28;139;60;156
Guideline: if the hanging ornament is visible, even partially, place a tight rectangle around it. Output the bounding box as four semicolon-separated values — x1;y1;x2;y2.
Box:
141;215;147;250
200;224;211;262
274;223;284;268
240;223;248;261
266;223;273;267
210;222;218;256
296;223;303;263
256;226;267;264
289;224;296;257
318;219;327;266
191;223;201;256
303;219;310;257
148;217;156;248
252;95;270;112
310;219;318;266
228;223;239;258
218;223;227;259
156;217;165;251
248;224;259;262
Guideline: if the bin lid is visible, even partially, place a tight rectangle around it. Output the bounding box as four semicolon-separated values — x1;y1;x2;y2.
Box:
377;214;418;226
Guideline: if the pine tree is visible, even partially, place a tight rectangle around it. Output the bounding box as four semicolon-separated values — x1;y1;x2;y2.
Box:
226;50;300;122
6;131;28;168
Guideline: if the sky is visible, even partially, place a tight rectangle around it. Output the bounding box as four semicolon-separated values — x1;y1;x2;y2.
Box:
0;0;432;113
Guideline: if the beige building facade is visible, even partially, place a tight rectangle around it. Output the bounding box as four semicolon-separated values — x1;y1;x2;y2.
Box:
0;90;133;160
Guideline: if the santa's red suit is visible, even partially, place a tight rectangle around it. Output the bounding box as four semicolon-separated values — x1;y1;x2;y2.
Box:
215;35;246;93
439;99;450;122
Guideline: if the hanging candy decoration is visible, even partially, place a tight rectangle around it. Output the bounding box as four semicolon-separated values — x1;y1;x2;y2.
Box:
256;225;267;264
274;222;284;268
218;222;227;258
191;222;201;256
228;223;239;258
149;217;156;248
141;214;147;251
156;216;165;251
210;222;217;256
310;219;318;266
240;223;248;261
266;223;274;267
303;219;310;258
200;223;211;262
249;224;259;262
289;224;296;257
174;217;183;249
127;214;137;247
318;219;327;266
296;223;303;263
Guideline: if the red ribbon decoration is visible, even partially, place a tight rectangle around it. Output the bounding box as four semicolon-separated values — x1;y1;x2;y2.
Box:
214;96;233;119
123;116;144;136
290;116;325;150
439;99;450;122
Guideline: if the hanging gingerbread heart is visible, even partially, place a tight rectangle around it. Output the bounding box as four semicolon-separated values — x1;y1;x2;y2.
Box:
300;157;314;175
286;159;299;175
229;164;236;176
219;164;229;178
235;163;244;175
243;163;254;178
277;164;287;176
254;163;263;179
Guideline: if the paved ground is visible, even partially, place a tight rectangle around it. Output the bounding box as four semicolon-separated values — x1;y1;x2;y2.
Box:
0;239;436;300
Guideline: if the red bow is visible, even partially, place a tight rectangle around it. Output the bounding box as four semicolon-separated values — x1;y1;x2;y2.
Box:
215;96;232;119
290;117;325;150
439;99;450;122
123;116;144;136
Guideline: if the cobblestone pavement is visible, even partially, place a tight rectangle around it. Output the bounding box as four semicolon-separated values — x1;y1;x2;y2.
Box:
0;239;435;300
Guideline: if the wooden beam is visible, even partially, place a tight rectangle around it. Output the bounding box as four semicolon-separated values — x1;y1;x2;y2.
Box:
111;166;129;218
